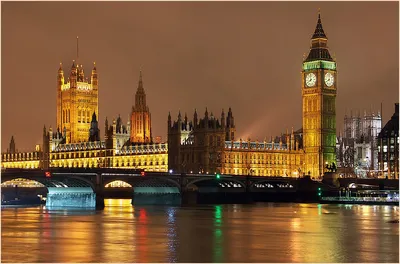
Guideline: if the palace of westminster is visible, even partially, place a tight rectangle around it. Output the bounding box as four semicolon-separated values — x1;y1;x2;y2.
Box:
2;13;398;179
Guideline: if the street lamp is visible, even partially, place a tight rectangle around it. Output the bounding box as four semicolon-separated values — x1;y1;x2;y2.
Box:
364;156;371;178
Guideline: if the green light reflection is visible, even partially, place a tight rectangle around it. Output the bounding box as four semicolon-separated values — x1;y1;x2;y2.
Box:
213;205;223;263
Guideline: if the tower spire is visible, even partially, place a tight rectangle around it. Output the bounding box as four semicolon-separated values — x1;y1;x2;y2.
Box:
137;69;144;93
304;10;333;62
312;10;327;39
76;36;79;61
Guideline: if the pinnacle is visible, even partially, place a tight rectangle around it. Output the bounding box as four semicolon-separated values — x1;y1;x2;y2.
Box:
312;11;327;39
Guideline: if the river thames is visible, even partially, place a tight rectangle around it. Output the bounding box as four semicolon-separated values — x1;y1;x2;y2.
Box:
1;201;399;263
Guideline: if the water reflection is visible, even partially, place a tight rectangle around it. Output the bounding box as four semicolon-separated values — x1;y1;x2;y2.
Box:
137;208;148;263
102;199;136;263
166;207;177;263
213;205;223;263
1;201;399;263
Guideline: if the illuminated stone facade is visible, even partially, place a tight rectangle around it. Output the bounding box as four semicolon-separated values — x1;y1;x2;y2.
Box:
1;151;42;169
168;109;304;176
3;13;339;178
130;71;152;143
301;13;337;178
1;136;42;169
57;61;98;143
2;66;166;172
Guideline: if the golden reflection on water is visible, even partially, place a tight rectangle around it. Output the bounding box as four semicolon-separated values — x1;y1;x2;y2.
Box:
103;199;137;263
1;201;399;263
289;204;340;263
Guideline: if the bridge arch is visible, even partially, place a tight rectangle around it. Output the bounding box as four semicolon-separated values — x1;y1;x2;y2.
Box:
1;178;45;188
1;175;96;208
104;180;132;188
1;175;94;189
103;178;134;188
102;177;180;190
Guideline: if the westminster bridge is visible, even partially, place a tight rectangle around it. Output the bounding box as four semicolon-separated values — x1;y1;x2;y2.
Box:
1;168;398;208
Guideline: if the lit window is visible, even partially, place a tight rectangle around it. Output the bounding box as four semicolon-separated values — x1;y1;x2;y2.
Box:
383;146;387;152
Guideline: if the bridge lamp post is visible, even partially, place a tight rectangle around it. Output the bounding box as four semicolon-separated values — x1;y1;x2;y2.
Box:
317;187;322;198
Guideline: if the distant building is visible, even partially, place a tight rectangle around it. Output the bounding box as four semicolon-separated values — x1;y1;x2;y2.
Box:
378;103;399;179
167;109;304;176
337;110;382;177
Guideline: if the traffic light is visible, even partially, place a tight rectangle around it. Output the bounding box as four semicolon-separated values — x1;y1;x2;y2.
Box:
216;173;220;179
45;171;51;178
317;187;322;197
141;171;145;177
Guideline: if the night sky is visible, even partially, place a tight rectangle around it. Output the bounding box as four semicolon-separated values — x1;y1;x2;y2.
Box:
2;1;398;151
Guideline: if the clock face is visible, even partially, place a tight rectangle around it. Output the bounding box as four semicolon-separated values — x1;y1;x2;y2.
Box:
325;72;334;87
305;73;317;87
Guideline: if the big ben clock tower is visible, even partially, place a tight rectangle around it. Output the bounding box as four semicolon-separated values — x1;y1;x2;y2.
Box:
302;12;337;178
